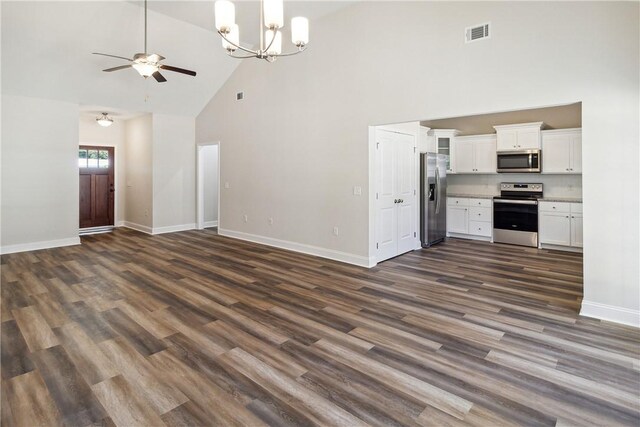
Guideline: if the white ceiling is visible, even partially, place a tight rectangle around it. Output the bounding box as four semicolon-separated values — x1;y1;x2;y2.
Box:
1;1;354;117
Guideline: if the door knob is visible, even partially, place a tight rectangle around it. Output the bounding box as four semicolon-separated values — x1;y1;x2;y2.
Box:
394;199;398;203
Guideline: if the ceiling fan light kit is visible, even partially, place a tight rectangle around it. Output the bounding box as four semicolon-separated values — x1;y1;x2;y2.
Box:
214;0;309;62
92;0;196;82
96;113;114;127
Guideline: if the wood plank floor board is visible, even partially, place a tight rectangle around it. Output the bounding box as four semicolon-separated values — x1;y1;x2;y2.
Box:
29;345;108;426
2;229;639;427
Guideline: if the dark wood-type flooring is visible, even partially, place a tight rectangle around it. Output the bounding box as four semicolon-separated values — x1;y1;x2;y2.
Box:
2;228;639;426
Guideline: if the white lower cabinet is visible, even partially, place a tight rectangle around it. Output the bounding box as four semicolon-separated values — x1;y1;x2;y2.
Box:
539;201;583;249
447;205;469;234
447;197;492;240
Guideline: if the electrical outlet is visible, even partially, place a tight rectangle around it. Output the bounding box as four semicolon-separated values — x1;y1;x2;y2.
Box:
224;182;230;189
243;214;248;223
353;186;362;196
268;217;273;226
333;226;339;236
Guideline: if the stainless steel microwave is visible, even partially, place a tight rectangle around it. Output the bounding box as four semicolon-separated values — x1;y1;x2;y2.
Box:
496;150;541;173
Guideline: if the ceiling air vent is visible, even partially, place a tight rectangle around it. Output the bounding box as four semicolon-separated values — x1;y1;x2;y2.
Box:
465;23;490;43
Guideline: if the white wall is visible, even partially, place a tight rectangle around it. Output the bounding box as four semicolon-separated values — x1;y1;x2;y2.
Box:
78;115;126;225
196;2;639;324
124;115;153;231
202;144;219;224
1;95;80;252
152;114;196;231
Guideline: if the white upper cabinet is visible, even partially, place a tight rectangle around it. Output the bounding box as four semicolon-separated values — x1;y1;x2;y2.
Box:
541;128;582;174
429;129;460;173
454;134;497;173
493;122;544;151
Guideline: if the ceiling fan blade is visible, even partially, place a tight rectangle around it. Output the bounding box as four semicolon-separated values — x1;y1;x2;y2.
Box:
160;65;197;77
152;71;167;83
92;52;133;61
103;65;132;72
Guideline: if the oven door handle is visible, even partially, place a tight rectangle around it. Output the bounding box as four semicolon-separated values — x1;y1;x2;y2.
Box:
494;199;538;205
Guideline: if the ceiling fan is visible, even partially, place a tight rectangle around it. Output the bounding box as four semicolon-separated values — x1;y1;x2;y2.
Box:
92;0;196;82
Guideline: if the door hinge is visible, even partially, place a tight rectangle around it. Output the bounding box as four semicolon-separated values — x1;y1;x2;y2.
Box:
376;192;379;200
376;142;380;149
413;189;416;195
414;232;416;238
376;243;379;249
414;147;416;153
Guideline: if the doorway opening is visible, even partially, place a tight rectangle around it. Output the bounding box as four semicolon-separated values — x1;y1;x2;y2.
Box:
197;143;220;230
79;145;115;233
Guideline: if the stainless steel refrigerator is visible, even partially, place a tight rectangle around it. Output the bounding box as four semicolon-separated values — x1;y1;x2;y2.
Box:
420;153;447;248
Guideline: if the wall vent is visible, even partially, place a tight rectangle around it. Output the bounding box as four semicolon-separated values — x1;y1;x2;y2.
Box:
465;23;490;43
236;92;244;101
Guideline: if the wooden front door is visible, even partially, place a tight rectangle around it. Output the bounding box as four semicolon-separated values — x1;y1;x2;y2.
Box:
79;146;114;228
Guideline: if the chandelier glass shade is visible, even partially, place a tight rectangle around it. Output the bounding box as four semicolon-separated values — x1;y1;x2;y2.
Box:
96;113;114;127
214;0;309;62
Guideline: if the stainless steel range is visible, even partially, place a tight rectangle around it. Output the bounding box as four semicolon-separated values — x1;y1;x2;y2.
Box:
493;183;542;247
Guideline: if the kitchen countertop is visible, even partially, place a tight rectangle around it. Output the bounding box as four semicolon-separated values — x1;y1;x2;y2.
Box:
540;197;582;203
446;193;496;199
447;193;583;203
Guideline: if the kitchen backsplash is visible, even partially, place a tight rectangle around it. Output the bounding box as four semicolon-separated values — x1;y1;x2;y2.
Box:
447;174;582;198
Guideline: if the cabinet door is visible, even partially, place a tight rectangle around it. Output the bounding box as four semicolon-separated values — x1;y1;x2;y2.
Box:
474;138;497;173
454;139;474;173
497;130;517;151
571;214;583;247
539;212;571;246
542;134;572;173
570;133;582;173
447;206;468;234
517;129;540;149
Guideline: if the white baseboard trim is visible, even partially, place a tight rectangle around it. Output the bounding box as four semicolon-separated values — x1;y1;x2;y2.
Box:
218;228;371;268
204;220;218;228
153;223;196;235
120;221;153;234
447;233;492;242
580;300;640;328
0;237;81;255
540;243;583;253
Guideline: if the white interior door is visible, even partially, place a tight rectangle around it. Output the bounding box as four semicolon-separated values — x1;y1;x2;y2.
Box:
395;133;416;254
376;129;416;262
376;130;399;261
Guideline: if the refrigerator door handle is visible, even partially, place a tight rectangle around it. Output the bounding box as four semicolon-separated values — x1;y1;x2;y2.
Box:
435;167;440;214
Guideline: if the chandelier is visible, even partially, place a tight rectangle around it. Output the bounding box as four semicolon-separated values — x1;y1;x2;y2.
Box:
96;113;114;127
214;0;309;62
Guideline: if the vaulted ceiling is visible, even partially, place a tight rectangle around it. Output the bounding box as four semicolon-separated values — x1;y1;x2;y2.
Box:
2;1;354;117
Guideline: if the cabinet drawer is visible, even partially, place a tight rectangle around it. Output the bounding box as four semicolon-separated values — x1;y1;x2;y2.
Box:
448;197;469;207
469;221;492;237
571;203;582;214
469;207;491;222
539;201;570;213
468;198;492;208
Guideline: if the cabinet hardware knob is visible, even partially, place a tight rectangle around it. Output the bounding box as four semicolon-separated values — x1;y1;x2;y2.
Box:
553;207;556;209
566;216;569;218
